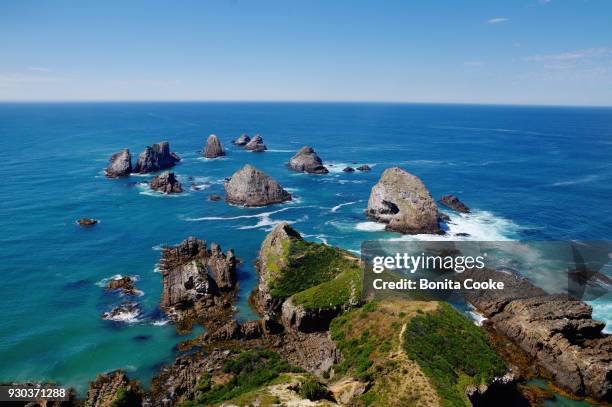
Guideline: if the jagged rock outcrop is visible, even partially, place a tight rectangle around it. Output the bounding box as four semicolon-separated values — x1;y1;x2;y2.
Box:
224;164;291;207
466;373;528;407
356;164;371;171
150;349;230;406
462;268;612;402
105;276;137;296
133;141;180;173
85;370;142;407
244;134;267;152
440;194;471;213
342;166;355;173
159;237;236;331
150;171;182;194
203;134;225;158
365;167;440;234
105;149;132;178
233;133;251;146
288;146;329;174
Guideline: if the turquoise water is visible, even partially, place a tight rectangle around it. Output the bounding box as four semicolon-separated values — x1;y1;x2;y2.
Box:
0;102;611;395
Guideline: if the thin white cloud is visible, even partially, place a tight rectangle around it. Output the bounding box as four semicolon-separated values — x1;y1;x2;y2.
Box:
487;18;508;24
28;67;51;72
464;61;484;67
524;48;612;62
0;73;65;87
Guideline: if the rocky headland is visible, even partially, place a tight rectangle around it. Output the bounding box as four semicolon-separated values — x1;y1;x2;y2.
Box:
288;146;329;174
133;141;180;173
461;267;612;402
159;236;237;332
440;194;471;213
203;134;225;158
365;167;441;234
244;134;267;152
253;222;361;332
105;149;132;178
224;164;291;206
149;171;182;194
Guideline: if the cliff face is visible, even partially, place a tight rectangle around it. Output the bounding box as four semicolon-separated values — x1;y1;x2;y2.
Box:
159;236;236;332
462;268;612;402
365;167;440;234
255;223;361;332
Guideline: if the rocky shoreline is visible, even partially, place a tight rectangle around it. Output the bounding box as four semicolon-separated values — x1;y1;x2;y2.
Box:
61;135;611;406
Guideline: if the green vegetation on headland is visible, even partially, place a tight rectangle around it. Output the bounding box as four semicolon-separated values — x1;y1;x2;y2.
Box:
261;229;362;310
330;300;442;406
403;302;506;406
266;238;361;300
178;349;302;407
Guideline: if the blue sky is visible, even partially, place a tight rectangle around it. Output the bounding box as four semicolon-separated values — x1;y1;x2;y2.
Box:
1;0;611;105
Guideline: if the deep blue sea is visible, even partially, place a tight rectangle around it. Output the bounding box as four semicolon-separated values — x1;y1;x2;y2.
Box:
1;102;611;396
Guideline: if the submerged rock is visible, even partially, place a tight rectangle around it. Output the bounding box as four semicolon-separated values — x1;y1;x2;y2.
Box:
244;134;267;152
85;370;143;407
440;194;471;213
149;171;182;194
159;237;237;331
203;134;225;158
105;149;132;178
208;194;222;201
365;167;440;234
233;133;251;146
101;302;141;322
77;218;98;227
356;164;371;172
343;166;355;173
133;141;180;173
224;164;291;207
288;146;329;174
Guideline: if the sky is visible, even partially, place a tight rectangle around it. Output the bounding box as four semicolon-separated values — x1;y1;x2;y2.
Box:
1;0;611;106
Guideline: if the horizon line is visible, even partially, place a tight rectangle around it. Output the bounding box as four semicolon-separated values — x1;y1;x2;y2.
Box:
0;99;611;109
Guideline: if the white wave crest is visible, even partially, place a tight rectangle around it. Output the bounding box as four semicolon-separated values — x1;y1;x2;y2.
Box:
331;201;361;213
355;222;387;232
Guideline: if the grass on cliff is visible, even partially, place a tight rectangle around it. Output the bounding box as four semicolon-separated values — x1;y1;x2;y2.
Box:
403;302;507;407
178;349;301;407
265;238;361;304
291;266;362;309
330;300;441;407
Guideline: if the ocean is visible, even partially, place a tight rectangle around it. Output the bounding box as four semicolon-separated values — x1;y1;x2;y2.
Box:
0;102;610;395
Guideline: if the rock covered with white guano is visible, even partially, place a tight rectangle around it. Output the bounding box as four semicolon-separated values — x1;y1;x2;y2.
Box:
105;149;132;178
